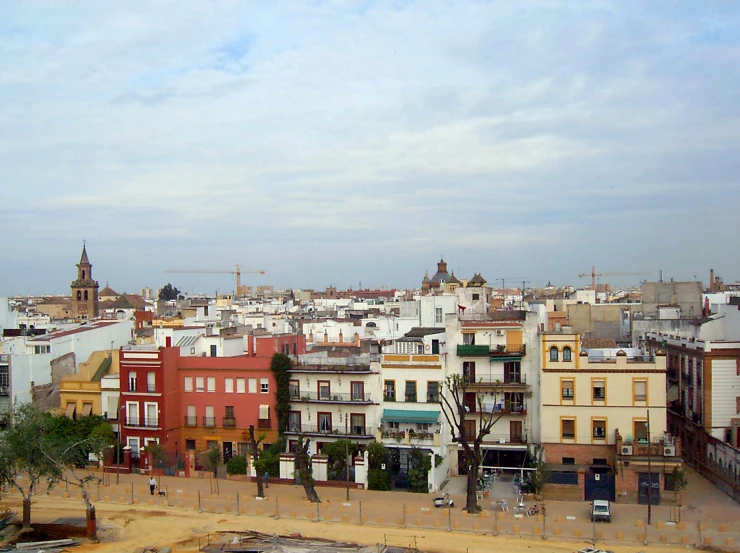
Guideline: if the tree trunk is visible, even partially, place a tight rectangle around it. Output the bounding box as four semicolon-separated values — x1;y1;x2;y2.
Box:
22;496;31;529
465;464;479;513
249;426;264;498
297;438;320;503
86;506;97;542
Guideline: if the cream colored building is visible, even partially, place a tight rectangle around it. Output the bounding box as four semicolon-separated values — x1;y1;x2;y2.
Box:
541;333;667;459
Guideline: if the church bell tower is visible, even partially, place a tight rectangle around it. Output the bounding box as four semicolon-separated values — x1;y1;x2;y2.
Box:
71;243;99;319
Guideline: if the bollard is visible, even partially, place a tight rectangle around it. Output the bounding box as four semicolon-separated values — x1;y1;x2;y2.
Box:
236;492;240;516
616;531;623;540
198;490;202;512
659;533;667;542
402;504;406;528
275;497;279;520
726;537;733;546
703;537;712;546
359;501;362;525
719;523;727;532
681;535;690;544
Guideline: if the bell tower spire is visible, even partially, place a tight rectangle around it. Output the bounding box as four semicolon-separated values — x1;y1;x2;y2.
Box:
71;242;99;319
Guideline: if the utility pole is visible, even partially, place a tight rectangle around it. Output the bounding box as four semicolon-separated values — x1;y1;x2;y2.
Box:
647;409;652;525
345;416;350;501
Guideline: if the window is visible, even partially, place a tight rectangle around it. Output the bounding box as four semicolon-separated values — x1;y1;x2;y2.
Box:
206;440;218;449
384;380;396;401
549;346;559;362
237;442;251;456
634;420;648;442
562;457;575;465
195;377;205;392
185;439;196;450
350;413;365;435
463;333;476;345
593;458;608;466
472;293;480;301
561;379;574;399
184;377;193;392
633;380;647;402
351;381;364;401
225;405;235;418
186;405;196;426
129;372;137;392
248;378;257;393
288;411;301;432
593;419;606;439
417;422;430;431
405;381;417;402
236;378;246;393
204;405;215;427
561;419;576;439
147;372;156;393
463;361;476;382
225;378;234;393
126;401;139;426
505;392;524;413
388;421;399;429
427;381;439;403
207;377;216;392
289;380;300;399
260;378;269;393
318;381;331;400
318;412;332;432
504;361;521;384
210;344;217;357
435;307;443;324
593;380;605;400
563;347;572;362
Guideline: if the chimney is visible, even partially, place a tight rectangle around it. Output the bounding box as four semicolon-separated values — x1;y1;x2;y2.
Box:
323;330;328;343
710;269;714;292
338;330;343;343
704;297;710;317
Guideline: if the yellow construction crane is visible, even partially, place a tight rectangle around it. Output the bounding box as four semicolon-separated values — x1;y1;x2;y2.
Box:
166;265;266;297
578;266;649;290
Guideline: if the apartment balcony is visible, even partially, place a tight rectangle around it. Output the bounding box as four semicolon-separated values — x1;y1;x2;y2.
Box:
222;417;236;428
257;419;271;430
0;385;9;397
184;416;197;427
377;429;441;447
124;417;159;429
467;403;528;416
202;417;216;428
289;391;374;404
466;374;530;390
285;424;374;438
681;372;691;385
457;345;491;357
462;432;527;445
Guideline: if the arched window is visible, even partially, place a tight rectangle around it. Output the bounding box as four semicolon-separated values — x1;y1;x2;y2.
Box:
549;346;559;362
84;290;88;300
77;291;82;300
563;346;572;362
82;270;86;279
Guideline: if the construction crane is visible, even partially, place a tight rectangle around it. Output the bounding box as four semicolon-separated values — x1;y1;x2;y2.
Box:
578;266;649;290
166;265;265;297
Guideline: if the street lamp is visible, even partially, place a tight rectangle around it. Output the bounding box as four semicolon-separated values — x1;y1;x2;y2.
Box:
116;404;124;484
345;415;350;502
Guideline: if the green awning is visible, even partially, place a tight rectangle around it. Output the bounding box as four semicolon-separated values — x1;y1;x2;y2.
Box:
382;409;439;424
490;356;523;362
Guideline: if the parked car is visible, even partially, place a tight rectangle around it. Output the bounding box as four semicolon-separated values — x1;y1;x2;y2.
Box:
590;499;611;522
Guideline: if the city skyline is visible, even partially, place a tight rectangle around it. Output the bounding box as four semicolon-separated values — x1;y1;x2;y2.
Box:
2;2;739;294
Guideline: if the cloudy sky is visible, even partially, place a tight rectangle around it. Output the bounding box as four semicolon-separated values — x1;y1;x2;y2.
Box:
2;1;739;296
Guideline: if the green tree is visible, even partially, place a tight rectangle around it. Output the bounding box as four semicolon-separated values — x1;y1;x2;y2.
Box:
439;376;504;513
204;446;222;479
670;466;688;522
226;455;247;475
0;404;62;529
321;439;360;480
144;442;169;469
158;283;181;301
40;420;115;541
270;353;292;438
366;441;387;470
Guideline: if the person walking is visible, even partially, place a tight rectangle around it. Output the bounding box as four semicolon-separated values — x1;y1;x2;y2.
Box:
149;476;157;495
264;472;269;489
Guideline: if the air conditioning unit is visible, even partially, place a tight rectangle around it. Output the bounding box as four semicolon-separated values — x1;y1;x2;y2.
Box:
621;445;633;456
663;444;676;457
496;330;505;336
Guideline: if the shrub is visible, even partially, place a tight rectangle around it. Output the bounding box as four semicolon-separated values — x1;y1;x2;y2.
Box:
226;455;247;475
368;468;389;491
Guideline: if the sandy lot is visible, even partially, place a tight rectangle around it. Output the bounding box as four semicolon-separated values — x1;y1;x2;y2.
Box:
0;492;718;553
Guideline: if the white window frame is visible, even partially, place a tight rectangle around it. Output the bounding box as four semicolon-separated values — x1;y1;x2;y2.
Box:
184;376;193;392
195;377;205;392
207;376;216;392
260;378;269;394
248;378;257;394
236;377;246;394
225;377;234;394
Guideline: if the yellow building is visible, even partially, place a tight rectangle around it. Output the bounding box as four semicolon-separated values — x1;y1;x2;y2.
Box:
540;333;679;503
59;350;119;419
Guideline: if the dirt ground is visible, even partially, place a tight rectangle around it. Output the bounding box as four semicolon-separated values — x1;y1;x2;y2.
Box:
1;465;738;553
